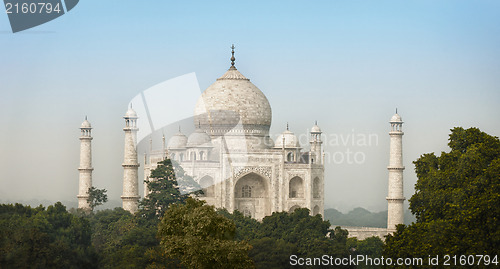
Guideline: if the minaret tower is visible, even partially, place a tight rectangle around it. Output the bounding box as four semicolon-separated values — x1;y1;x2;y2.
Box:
121;105;140;213
387;110;405;233
77;117;93;210
310;121;323;165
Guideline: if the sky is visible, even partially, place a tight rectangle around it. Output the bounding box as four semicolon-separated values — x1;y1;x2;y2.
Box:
0;0;499;212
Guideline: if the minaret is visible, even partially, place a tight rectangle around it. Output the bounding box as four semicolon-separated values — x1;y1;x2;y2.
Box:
77;117;93;210
310;121;323;165
121;105;140;213
387;110;405;233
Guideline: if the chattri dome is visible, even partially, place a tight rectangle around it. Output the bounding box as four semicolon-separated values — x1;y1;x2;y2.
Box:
311;123;321;133
80;118;91;128
125;107;137;118
187;128;212;148
275;129;300;149
167;131;188;149
390;113;402;123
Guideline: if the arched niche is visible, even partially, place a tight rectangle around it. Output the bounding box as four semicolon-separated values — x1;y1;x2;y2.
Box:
199;175;214;197
289;205;300;213
313;177;320;198
289;176;304;198
312;205;321;216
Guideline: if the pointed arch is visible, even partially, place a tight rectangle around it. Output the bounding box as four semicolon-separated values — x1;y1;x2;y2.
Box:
313;177;320;198
234;172;270;220
313;205;321;216
289;205;300;213
199;175;214;197
289;176;304;198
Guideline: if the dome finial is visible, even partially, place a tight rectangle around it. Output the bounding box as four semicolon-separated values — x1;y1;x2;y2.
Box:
396;108;398;114
85;115;87;120
179;125;181;132
230;44;236;69
315;120;317;125
286;122;289;131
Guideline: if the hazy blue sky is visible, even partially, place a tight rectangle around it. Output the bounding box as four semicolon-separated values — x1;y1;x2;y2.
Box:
1;0;499;212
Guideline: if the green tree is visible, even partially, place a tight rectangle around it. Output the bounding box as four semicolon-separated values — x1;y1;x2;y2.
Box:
222;207;352;268
217;208;260;241
384;127;500;264
87;208;163;268
248;238;297;269
158;198;254;269
87;187;108;212
347;236;383;269
0;202;97;268
140;159;202;219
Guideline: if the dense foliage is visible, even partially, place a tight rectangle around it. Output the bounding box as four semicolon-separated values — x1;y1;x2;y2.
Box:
347;236;384;269
158;198;254;268
220;208;353;268
384;127;500;264
88;208;161;268
0;202;97;268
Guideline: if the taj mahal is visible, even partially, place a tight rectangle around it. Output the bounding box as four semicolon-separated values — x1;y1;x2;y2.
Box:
77;47;405;236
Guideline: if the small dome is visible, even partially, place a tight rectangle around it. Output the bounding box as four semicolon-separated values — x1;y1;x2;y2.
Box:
125;107;137;118
275;129;300;149
167;132;188;149
311;124;321;133
80;119;91;128
390;113;402;123
187;129;212;147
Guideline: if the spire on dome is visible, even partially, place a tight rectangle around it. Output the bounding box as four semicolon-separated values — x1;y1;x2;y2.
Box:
286;122;289;131
230;44;236;69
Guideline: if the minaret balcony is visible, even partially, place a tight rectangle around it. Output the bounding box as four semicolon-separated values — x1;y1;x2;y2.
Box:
387;166;405;170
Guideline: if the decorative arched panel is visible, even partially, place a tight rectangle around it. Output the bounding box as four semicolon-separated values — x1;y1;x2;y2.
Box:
289;176;304;198
313;205;320;216
313;177;320;198
199;175;214;197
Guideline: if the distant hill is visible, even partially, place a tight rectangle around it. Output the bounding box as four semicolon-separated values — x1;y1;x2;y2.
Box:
325;207;416;228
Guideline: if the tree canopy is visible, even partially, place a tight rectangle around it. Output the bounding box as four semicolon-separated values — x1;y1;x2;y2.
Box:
220;207;353;268
87;187;108;212
0;202;97;268
158;198;254;269
139;158;201;220
384;127;500;263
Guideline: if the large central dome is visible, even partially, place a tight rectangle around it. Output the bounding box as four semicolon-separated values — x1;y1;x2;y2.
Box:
194;63;272;137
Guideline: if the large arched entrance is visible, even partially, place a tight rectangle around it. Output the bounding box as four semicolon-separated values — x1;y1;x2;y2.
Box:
234;172;270;220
